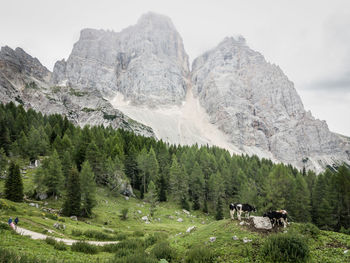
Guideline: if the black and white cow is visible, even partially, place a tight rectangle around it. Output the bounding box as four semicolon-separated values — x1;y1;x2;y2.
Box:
230;203;257;221
263;210;288;228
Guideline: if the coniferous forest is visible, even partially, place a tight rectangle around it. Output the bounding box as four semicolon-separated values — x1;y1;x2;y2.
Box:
0;102;349;233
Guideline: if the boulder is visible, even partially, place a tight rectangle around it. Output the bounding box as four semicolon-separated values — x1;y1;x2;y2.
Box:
37;193;48;200
141;216;148;221
186;226;196;233
70;216;78;221
177;218;183;222
232;235;239;240
209;237;216;242
251;216;272;230
182;209;190;215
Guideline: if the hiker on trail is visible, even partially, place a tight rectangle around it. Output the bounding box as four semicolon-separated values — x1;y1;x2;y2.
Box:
14;217;19;230
8;217;15;230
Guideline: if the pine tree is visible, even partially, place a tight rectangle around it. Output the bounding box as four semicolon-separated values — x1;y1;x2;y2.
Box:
146;180;157;217
215;197;224;220
35;150;64;198
0;148;7;176
190;162;204;210
5;162;23;202
158;174;167;202
80;161;96;217
62;167;81;216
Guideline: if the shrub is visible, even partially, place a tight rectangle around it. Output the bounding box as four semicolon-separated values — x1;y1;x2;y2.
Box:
340;227;350;235
133;230;144;237
45;213;58;220
145;232;168;247
84;230;111;240
71;241;98;254
112;251;158;263
116;232;128;241
54;241;67;251
299;223;320;239
45;237;57;246
259;233;309;263
0;222;9;230
116;238;145;250
186;245;215;263
120;208;128;220
151;241;176;261
71;229;83;236
100;243;120;253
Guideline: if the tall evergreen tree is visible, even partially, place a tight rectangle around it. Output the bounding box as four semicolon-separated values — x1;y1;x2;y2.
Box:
5;162;23;202
215;197;224;220
62;167;81;216
35;150;64;197
80;161;96;217
0;148;7;176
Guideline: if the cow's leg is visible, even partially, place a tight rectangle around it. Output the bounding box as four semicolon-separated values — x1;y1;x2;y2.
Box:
281;218;287;228
238;208;242;221
230;209;235;220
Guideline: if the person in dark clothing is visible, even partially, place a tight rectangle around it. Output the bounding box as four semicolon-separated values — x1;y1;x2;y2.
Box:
14;217;19;230
8;217;12;225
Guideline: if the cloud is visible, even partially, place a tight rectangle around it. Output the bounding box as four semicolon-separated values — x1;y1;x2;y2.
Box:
307;72;350;91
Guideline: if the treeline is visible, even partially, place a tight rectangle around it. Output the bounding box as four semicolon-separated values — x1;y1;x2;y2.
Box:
0;102;349;232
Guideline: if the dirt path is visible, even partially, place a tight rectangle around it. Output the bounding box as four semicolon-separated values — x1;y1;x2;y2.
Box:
14;225;119;246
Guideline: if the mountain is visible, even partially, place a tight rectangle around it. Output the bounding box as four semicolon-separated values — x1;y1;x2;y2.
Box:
52;12;189;106
191;36;350;172
0;46;154;137
0;12;349;172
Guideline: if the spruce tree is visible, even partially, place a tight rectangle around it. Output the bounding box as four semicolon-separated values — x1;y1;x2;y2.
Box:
62;167;81;216
0;148;7;176
80;161;96;217
215;197;224;220
146;180;157;217
5;162;23;202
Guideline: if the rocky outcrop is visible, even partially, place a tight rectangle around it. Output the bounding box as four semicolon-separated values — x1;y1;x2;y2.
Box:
52;12;189;107
191;37;349;171
0;46;154;137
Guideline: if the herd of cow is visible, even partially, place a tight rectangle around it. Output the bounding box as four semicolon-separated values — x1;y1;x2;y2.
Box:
229;203;288;228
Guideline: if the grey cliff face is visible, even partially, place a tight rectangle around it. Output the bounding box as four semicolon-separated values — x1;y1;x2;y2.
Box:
191;37;349;170
0;46;154;137
52;12;189;106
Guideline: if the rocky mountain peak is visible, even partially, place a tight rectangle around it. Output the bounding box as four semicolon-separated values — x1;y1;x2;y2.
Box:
52;12;189;106
136;12;176;31
0;46;50;81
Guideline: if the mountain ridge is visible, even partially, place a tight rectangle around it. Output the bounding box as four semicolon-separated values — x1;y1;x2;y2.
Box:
0;12;349;172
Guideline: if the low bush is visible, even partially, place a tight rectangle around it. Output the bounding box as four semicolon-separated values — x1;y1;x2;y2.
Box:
84;229;111;240
186;245;215;263
54;241;67;251
299;223;320;239
340;227;350;235
71;241;98;254
45;237;57;246
133;230;144;237
259;233;309;263
100;243;120;253
71;229;83;236
0;222;9;230
45;213;58;220
145;232;168;247
116;238;145;250
120;208;128;220
112;251;158;263
151;241;176;261
116;232;128;241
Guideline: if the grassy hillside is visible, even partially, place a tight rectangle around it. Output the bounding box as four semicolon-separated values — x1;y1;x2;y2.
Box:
1;176;349;263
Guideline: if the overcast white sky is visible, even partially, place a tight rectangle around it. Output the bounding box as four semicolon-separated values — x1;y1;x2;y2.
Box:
1;0;349;136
